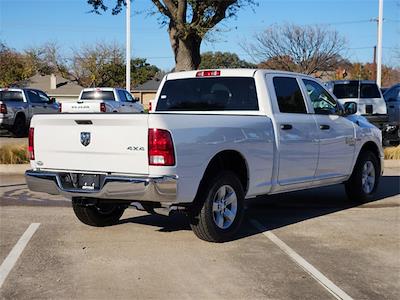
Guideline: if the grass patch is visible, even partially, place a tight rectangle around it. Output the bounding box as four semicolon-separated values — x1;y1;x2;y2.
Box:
0;144;29;164
384;146;400;160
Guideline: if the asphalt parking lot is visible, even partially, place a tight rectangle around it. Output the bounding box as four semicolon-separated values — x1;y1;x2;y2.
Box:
0;166;399;299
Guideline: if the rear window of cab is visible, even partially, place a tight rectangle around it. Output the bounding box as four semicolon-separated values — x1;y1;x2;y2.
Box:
81;91;115;101
0;91;23;102
156;77;259;111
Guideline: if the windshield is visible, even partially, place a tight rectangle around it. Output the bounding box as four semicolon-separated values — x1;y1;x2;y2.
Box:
80;91;115;101
332;82;359;99
156;77;259;111
360;83;381;98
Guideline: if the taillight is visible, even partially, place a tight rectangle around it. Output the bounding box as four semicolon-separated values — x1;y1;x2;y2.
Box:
100;103;106;112
28;128;35;160
58;103;62;113
0;103;7;114
196;70;221;77
148;128;175;166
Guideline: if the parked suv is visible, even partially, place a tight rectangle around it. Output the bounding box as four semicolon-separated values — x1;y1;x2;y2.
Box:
59;87;144;113
326;80;388;129
382;83;400;145
0;88;59;137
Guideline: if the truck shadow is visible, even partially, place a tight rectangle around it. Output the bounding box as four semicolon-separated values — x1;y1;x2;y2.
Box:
119;175;400;240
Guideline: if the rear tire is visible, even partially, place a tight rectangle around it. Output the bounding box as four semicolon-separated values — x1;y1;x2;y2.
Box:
345;150;380;203
12;115;27;137
190;171;245;242
72;201;126;227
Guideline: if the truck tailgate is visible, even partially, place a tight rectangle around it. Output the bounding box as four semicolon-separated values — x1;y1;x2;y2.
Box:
31;114;149;174
61;100;103;113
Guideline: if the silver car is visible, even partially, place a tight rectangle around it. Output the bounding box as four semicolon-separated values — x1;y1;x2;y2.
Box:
0;88;59;137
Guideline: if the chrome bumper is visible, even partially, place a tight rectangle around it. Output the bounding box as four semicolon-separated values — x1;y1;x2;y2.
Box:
25;170;177;203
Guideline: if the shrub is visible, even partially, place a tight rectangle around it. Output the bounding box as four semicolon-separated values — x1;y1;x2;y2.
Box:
384;146;400;160
0;144;29;164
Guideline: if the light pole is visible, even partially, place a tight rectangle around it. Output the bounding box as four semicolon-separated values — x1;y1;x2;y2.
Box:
126;0;131;91
376;0;383;87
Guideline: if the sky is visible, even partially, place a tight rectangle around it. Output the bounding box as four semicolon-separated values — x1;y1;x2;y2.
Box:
0;0;399;71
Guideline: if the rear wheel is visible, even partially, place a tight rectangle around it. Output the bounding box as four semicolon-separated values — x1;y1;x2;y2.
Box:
12;115;27;137
72;201;126;227
345;151;380;203
190;171;244;242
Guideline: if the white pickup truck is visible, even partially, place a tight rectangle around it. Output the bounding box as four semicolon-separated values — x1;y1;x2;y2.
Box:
26;69;383;242
59;87;144;113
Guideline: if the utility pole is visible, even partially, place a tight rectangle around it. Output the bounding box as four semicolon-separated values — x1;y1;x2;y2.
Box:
126;0;131;91
373;46;377;81
376;0;383;87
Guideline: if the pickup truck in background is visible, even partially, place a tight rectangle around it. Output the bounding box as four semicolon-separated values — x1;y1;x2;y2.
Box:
59;87;144;113
0;88;59;137
26;69;383;242
326;80;388;130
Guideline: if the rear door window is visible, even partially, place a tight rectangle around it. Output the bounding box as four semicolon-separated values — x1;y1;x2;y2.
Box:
360;83;381;98
81;91;115;101
117;90;127;102
27;90;45;103
0;91;23;102
273;77;307;114
156;77;259;111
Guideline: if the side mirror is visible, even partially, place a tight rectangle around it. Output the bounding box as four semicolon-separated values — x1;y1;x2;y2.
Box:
49;97;56;104
344;102;357;115
134;97;140;102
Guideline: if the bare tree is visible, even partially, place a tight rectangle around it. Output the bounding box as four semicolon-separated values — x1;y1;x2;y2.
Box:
70;42;160;87
24;42;69;77
242;24;347;75
87;0;256;71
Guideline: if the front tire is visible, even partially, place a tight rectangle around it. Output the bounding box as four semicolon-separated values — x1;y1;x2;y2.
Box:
190;171;245;242
72;201;126;227
345;151;380;203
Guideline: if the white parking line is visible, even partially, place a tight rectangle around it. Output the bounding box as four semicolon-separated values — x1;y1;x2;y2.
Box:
250;219;353;300
0;223;40;288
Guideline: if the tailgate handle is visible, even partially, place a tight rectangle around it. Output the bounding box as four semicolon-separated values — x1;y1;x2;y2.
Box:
75;120;93;125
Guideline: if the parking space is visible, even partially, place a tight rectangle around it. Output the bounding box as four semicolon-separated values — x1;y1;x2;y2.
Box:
0;166;399;299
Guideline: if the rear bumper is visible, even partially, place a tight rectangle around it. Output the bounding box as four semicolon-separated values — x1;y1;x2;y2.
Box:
25;170;177;203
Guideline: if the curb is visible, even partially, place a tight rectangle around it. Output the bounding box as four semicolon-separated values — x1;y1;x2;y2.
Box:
0;164;30;175
384;160;400;169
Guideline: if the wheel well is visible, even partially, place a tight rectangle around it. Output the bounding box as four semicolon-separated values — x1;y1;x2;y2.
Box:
201;150;249;194
15;112;26;121
359;141;381;171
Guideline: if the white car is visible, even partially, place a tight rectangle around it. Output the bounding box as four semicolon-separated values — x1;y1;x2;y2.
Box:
26;69;383;242
60;87;144;113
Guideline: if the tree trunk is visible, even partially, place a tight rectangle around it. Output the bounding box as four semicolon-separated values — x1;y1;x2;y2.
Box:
169;25;202;71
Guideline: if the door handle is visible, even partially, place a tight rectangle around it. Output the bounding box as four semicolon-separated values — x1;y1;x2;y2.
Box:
320;124;330;130
121;104;125;106
31;105;36;108
280;124;293;130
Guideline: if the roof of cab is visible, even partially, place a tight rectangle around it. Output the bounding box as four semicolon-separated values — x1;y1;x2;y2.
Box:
81;87;121;92
165;69;317;80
